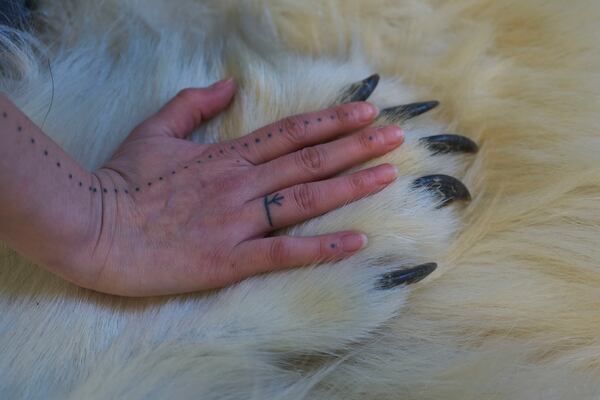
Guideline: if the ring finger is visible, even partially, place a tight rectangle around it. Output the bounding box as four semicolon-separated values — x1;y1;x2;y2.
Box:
244;163;398;234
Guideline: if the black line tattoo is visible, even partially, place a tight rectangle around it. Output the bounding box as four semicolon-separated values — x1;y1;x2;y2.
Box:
263;193;285;227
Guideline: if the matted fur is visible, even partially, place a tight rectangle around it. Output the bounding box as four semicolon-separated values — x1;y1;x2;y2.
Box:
1;0;599;399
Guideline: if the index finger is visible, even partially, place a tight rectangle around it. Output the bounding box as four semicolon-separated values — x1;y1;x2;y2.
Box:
229;102;378;164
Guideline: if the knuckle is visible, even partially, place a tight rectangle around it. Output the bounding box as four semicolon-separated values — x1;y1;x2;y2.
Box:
335;105;357;124
292;183;318;213
175;88;197;103
282;116;308;143
267;238;289;266
318;238;332;260
358;130;377;149
296;146;325;175
349;171;370;190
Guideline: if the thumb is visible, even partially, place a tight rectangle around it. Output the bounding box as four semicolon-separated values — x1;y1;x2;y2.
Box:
143;79;236;139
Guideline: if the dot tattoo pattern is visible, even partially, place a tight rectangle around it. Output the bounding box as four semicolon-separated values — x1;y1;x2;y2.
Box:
6;109;342;197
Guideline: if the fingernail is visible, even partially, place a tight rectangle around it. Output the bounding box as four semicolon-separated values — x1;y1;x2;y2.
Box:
211;78;234;89
341;233;368;252
382;126;404;144
376;164;398;184
358;103;379;122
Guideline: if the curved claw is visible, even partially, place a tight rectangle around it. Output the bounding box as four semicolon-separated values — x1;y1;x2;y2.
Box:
377;263;438;289
339;74;380;103
412;174;471;208
380;101;440;123
420;134;479;155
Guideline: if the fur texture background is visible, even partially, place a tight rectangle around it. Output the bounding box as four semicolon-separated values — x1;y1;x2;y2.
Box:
1;0;600;398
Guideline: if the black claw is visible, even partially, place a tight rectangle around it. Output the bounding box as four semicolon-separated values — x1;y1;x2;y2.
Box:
380;101;440;122
412;174;471;207
420;134;479;155
377;263;438;289
340;74;380;103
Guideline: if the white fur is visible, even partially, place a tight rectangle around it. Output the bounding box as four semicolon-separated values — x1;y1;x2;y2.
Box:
1;0;599;399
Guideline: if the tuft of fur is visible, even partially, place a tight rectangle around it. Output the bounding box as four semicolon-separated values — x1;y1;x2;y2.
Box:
0;0;599;399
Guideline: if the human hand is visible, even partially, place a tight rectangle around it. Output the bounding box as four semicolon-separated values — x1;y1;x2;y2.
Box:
74;79;404;296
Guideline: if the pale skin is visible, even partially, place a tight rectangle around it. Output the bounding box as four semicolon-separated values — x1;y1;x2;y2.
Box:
0;79;404;297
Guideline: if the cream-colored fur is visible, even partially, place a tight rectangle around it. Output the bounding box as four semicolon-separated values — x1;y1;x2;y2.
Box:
1;0;599;399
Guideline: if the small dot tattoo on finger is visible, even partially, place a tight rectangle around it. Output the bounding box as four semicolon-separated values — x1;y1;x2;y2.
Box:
330;243;337;249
